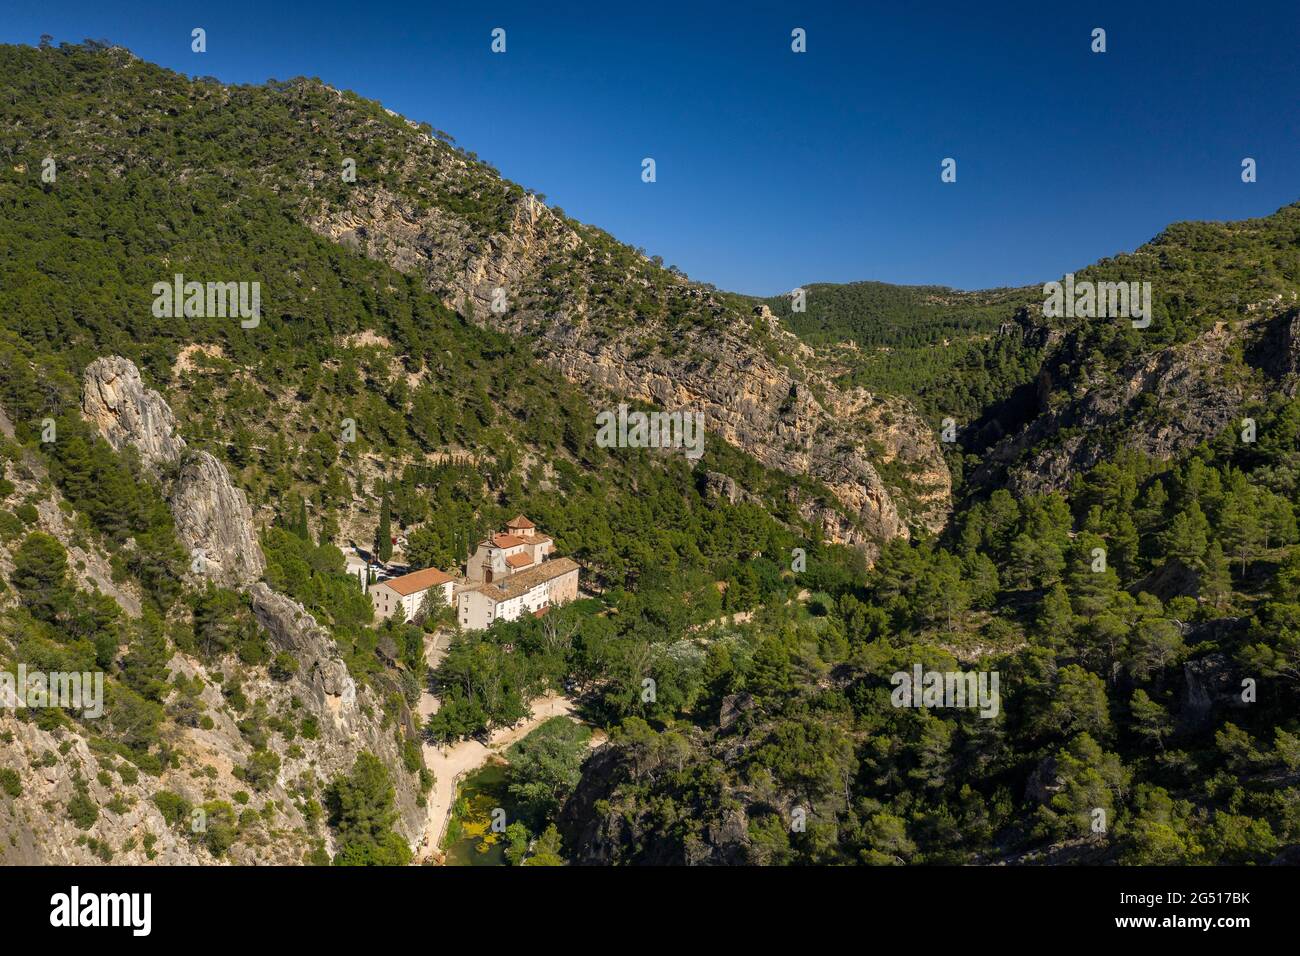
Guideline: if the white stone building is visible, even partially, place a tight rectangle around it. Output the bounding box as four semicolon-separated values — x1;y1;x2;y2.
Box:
369;566;454;623
457;515;579;630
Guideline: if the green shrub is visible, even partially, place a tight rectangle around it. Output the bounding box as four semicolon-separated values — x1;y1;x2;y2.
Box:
0;768;21;797
270;651;299;681
242;749;281;791
152;790;191;827
67;789;99;830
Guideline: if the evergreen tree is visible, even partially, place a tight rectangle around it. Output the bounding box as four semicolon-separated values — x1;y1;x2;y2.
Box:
1162;502;1210;569
1066;533;1120;620
748;636;794;700
522;824;566;866
1036;583;1076;650
917;551;971;631
120;611;172;702
12;532;71;622
1110;512;1141;578
288;492;311;542
1261;492;1297;549
328;752;412;866
1201;541;1233;611
1130;690;1171;752
1219;474;1262;574
1135;478;1168;536
375;486;393;563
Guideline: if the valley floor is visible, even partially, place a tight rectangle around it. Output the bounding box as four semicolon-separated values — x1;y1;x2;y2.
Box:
414;631;580;862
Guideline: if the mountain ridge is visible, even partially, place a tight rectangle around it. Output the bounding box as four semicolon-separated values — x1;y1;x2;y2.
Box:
2;41;950;551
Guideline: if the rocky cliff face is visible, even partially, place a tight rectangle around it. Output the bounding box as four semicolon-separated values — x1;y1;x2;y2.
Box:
972;305;1300;495
0;356;427;864
559;738;756;866
292;99;951;548
1;717;224;865
80;355;422;834
560;693;855;866
13;63;954;552
0;631;424;864
83;357;266;587
248;584;425;843
82;355;187;473
172;452;266;588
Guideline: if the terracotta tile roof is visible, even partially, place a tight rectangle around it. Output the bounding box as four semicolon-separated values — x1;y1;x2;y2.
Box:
506;514;535;529
505;552;534;569
463;557;579;604
491;533;528;548
380;566;453;596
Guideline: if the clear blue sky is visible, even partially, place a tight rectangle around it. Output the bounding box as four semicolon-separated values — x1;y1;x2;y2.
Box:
4;0;1298;294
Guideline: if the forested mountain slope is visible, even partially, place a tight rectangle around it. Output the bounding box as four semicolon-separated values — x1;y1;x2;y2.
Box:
0;41;1297;867
766;205;1300;500
0;41;873;863
568;205;1300;865
761;281;1039;427
970;206;1300;496
0;41;950;547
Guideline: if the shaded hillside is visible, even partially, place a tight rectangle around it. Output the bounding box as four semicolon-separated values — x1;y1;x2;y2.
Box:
969;205;1300;497
766;206;1300;501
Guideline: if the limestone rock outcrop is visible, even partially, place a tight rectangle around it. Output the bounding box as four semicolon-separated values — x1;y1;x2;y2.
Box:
250;583;356;706
972;308;1300;496
248;583;425;842
82;356;265;587
18;357;427;862
82;355;187;472
290;100;952;551
172;451;266;587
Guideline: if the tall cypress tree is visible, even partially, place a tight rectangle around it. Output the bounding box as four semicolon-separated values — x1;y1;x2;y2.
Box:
293;493;310;542
375;487;393;563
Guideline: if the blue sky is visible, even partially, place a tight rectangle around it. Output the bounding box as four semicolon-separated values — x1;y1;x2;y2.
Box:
3;0;1298;294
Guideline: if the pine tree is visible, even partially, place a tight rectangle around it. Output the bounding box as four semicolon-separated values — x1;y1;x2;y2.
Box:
1219;474;1262;575
121;609;172;702
1007;533;1039;589
1163;502;1210;569
1261;492;1297;549
749;636;794;699
1067;533;1119;619
1037;583;1076;650
12;531;71;622
329;753;411;866
1130;690;1171;752
1136;479;1169;536
918;551;971;631
1111;512;1141;579
1202;541;1233;611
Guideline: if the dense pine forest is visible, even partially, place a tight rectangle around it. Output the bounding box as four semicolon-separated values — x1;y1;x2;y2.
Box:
0;41;1297;867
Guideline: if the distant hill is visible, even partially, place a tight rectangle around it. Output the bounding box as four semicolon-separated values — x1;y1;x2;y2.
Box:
759;281;1040;435
762;280;1023;349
